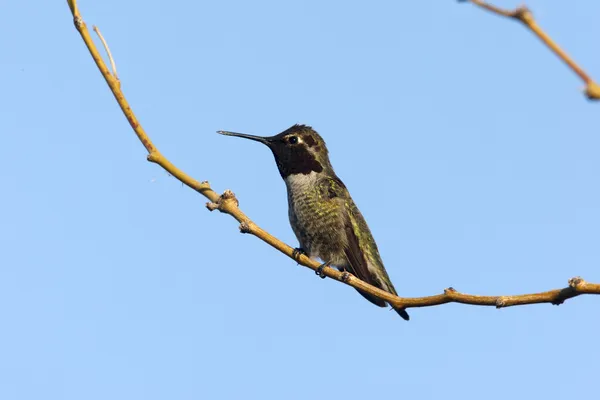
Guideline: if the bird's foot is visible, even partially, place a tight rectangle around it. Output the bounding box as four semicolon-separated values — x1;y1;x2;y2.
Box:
315;261;330;279
292;247;307;261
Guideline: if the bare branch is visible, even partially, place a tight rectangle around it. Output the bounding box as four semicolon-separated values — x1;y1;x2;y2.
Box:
67;0;600;315
462;0;600;100
66;0;77;15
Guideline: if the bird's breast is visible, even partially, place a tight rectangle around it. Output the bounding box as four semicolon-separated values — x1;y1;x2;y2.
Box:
284;172;347;263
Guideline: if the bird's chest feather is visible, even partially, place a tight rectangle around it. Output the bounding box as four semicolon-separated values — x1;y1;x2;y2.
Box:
285;172;321;228
284;172;346;259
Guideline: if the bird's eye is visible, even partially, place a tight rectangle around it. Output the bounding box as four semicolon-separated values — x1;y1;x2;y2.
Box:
288;136;298;144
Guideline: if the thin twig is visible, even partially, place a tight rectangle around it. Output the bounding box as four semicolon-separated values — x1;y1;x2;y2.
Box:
66;0;77;15
93;25;119;81
66;0;600;315
463;0;600;100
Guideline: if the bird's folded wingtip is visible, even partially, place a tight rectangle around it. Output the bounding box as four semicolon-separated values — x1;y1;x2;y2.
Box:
395;308;410;321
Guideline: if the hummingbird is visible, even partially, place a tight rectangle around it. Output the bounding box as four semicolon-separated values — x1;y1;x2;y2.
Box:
218;124;409;320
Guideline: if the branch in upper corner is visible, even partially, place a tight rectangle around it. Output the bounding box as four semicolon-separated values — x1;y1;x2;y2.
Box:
461;0;600;100
66;0;600;318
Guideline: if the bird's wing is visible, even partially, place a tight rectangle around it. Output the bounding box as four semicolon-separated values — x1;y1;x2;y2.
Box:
318;176;387;307
345;194;410;320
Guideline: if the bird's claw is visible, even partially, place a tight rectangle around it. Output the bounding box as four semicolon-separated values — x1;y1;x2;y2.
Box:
292;247;306;261
316;262;330;279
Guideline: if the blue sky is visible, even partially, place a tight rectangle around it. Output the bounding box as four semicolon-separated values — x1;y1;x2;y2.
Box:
1;1;599;399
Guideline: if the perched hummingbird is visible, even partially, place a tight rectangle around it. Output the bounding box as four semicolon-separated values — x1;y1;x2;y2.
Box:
218;124;409;320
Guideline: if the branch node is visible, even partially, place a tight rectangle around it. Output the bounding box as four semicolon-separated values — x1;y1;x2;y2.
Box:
444;287;457;295
197;181;211;190
220;189;240;208
496;297;507;308
512;5;533;23
147;151;160;163
584;82;600;100
205;190;240;213
568;276;585;289
239;221;252;234
341;272;351;283
73;16;83;29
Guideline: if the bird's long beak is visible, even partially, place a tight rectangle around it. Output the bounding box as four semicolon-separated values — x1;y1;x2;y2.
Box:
217;130;273;146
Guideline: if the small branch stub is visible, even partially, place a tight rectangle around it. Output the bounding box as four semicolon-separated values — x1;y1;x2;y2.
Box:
221;190;239;206
73;16;83;29
341;272;351;283
239;221;252;234
206;190;240;213
512;6;533;23
585;82;600;100
93;25;119;81
496;297;508;308
147;152;160;163
569;276;583;288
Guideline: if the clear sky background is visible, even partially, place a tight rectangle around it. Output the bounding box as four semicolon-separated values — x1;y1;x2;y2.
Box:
1;1;599;399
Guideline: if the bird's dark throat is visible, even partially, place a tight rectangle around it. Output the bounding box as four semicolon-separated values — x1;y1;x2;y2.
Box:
274;144;323;178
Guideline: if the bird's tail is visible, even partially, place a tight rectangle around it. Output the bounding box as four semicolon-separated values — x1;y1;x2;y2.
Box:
394;307;410;321
380;280;410;321
355;287;410;321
